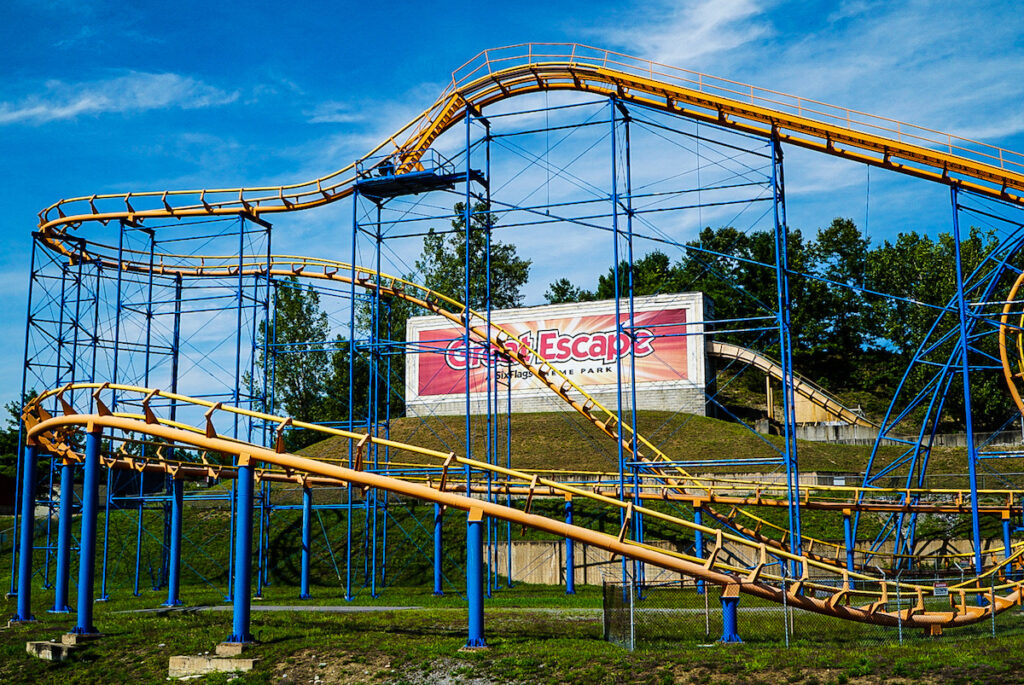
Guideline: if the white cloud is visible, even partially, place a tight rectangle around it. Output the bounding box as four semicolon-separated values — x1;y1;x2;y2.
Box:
0;72;239;125
588;0;775;69
305;101;367;125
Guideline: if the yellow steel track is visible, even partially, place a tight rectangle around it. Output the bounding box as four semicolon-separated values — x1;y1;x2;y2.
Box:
27;43;1024;629
35;43;1024;254
21;384;1024;629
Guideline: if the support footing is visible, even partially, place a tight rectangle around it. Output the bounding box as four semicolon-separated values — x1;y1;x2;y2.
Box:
216;641;250;657
168;655;258;678
719;588;743;644
7;617;36;627
26;641;76;662
62;632;102;646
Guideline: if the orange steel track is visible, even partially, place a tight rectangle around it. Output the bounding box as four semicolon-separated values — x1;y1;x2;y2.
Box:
42;243;1018;569
21;384;1024;629
26;43;1024;629
35;43;1024;254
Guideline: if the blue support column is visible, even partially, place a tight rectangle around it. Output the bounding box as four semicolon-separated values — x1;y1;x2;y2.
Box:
465;509;487;649
608;97;629;588
72;430;101;635
1003;511;1012;561
719;588;742;643
227;459;255;644
771;135;803;574
694;506;705;595
843;508;855;572
300;486;312;599
163;476;183;607
51;459;74;613
13;443;38;622
950;187;984;577
564;496;576;595
433;502;444;596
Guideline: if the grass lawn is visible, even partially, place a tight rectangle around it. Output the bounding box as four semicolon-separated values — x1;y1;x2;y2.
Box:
4;583;1024;684
300;410;990;489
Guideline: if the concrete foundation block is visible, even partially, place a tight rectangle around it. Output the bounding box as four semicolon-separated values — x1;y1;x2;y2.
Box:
26;641;76;662
61;632;102;646
168;655;258;678
215;641;247;657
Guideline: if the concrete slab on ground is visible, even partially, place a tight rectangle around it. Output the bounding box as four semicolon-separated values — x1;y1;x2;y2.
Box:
168;655;259;678
26;641;75;662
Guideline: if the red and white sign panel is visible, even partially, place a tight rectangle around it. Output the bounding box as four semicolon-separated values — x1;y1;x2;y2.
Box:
406;294;707;408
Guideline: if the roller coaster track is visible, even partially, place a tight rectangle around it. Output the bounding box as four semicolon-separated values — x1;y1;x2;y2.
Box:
28;243;1021;570
34;42;1024;257
708;342;875;428
999;270;1024;417
21;384;1024;630
25;43;1024;628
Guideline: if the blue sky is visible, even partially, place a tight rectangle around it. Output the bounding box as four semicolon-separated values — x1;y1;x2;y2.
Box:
2;0;1024;404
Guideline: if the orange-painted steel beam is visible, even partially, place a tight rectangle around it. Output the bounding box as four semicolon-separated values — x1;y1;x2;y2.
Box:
25;407;1024;629
36;43;1024;253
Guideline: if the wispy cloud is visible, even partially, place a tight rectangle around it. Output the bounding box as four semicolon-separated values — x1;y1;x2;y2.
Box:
0;72;238;125
587;0;775;69
305;101;367;124
585;0;1024;147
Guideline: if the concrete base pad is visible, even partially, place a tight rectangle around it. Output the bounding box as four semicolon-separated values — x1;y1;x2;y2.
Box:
215;641;247;657
62;632;102;646
168;655;258;678
26;641;76;662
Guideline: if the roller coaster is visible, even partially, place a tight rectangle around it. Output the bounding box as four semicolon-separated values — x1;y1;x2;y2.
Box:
10;44;1024;648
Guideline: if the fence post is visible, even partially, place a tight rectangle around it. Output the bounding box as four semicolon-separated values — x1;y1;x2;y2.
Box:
629;577;635;651
782;561;790;647
895;581;903;645
703;580;710;639
991;574;997;638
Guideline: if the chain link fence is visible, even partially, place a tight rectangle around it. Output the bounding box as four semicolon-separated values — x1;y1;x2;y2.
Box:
604;573;1024;650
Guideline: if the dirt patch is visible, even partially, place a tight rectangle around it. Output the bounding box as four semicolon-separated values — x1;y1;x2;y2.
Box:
672;665;946;685
270;651;501;685
271;648;393;684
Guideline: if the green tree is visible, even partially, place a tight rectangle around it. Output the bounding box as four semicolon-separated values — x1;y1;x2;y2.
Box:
336;201;532;424
0;393;33;481
593;250;685;300
255;277;331;448
866;226;1007;429
415;201;531;309
544;277;594;304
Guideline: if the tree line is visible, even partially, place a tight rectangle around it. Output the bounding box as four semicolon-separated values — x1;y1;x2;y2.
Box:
259;207;1011;445
545;218;1010;429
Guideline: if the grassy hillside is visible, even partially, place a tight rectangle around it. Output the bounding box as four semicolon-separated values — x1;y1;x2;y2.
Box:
302;409;979;483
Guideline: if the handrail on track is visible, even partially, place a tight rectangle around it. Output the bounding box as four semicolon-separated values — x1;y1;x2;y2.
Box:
23;385;1024;629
